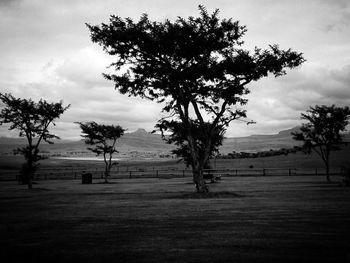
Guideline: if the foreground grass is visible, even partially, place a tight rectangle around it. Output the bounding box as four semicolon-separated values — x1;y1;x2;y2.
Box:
0;176;350;262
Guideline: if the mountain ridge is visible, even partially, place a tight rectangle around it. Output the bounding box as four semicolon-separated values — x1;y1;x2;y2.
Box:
0;127;349;157
0;127;299;143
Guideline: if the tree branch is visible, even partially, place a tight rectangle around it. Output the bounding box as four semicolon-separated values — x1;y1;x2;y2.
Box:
191;100;205;125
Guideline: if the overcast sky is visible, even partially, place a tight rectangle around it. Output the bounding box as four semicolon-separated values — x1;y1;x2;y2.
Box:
0;0;349;139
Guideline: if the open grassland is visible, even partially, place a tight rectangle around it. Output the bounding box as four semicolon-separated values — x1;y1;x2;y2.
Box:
1;176;350;262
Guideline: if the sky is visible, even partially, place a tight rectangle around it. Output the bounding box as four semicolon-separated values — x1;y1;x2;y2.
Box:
0;0;350;139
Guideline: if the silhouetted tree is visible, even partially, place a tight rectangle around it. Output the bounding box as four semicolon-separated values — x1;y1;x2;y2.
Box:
292;105;350;182
87;5;304;192
156;120;224;169
0;93;70;189
77;121;125;183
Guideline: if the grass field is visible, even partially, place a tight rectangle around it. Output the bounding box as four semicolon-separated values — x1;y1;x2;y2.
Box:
1;176;349;262
1;145;349;181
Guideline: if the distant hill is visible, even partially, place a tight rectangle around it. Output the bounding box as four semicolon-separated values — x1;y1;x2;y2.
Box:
0;127;349;158
0;128;175;158
219;127;302;154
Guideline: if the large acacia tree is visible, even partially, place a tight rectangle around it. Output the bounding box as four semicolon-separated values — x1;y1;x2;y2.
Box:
0;93;70;189
87;6;304;192
77;121;125;183
292;105;350;182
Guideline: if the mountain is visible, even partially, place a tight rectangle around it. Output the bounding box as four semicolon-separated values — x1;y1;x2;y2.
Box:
116;128;169;150
219;127;302;154
0;129;175;158
0;127;349;157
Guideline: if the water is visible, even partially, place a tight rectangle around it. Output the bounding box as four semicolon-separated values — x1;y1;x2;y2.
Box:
51;156;121;161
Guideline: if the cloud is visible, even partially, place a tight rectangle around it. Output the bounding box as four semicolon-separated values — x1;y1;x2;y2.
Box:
316;0;350;32
50;46;163;134
55;46;113;87
1;0;350;139
225;62;350;137
0;43;163;139
281;65;350;107
0;0;21;7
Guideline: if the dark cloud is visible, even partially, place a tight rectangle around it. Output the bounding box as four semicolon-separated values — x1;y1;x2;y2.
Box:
236;62;350;137
0;0;21;7
319;0;349;9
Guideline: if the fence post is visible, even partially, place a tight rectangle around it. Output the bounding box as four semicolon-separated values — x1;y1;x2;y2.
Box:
156;170;159;178
288;168;291;176
235;169;238;176
129;171;132;178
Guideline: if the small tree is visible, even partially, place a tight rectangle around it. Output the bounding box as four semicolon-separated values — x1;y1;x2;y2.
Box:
0;93;70;189
77;121;125;183
87;6;304;192
292;105;350;182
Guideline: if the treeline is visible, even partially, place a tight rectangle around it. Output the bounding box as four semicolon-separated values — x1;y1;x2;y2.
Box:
219;146;303;159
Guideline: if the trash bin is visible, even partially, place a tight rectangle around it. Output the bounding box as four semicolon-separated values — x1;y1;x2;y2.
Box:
82;172;92;184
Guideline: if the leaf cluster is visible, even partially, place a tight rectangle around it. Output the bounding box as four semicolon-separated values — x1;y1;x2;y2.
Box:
87;5;305;115
156;119;224;166
292;105;350;153
76;121;125;156
0;93;70;144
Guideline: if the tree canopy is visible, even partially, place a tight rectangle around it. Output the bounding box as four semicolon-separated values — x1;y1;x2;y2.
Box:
0;93;70;188
87;5;305;192
292;105;350;181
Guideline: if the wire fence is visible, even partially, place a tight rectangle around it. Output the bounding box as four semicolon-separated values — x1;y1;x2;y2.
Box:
0;167;345;181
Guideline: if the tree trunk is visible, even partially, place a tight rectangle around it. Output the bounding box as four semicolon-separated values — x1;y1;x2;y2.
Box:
325;153;331;182
325;163;330;182
28;172;33;189
27;158;33;189
23;142;35;189
193;165;208;193
28;174;33;189
103;154;109;183
25;164;33;189
189;151;211;193
104;167;109;183
186;131;212;193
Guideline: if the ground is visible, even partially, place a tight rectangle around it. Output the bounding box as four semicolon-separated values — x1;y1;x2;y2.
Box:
0;176;350;262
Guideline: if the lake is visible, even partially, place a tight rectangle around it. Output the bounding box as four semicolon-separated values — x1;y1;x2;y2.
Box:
52;156;121;161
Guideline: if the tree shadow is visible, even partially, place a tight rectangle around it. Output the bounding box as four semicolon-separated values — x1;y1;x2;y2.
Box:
177;191;244;199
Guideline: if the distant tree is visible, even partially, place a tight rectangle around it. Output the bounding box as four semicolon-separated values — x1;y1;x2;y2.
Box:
0;93;70;189
292;105;350;182
77;121;125;183
87;5;304;192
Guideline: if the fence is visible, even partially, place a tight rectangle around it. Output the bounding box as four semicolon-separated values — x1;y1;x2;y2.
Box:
0;167;345;181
